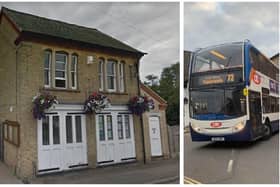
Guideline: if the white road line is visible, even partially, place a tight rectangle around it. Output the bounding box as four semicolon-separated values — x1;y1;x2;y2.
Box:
227;159;234;173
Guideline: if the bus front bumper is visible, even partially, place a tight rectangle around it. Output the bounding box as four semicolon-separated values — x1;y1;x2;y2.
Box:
190;121;253;141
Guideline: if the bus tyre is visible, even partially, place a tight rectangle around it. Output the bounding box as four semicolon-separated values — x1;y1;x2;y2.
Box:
263;123;272;140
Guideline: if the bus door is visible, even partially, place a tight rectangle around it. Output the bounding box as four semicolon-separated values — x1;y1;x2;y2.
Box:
249;91;263;137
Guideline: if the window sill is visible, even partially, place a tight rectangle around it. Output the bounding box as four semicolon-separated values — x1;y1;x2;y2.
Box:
99;91;128;95
41;87;81;93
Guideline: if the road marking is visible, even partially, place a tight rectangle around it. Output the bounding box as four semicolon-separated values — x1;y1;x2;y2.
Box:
184;176;201;184
227;159;234;173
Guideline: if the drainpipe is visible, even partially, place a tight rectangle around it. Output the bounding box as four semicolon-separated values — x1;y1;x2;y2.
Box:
135;56;146;164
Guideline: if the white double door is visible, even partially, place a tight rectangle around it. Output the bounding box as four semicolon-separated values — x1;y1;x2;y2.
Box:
96;112;136;165
149;116;163;156
38;110;87;173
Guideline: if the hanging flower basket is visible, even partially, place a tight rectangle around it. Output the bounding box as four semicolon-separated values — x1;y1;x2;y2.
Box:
32;92;58;120
84;92;111;113
128;96;154;116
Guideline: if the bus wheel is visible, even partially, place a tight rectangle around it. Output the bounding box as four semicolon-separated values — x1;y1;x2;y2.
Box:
263;123;272;140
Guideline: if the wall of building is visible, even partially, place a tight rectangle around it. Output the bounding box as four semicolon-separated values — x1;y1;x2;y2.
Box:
0;16;144;180
0;15;20;174
141;88;170;161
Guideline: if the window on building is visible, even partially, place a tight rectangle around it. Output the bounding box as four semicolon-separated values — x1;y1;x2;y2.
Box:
55;53;67;88
3;120;20;147
66;116;73;143
98;115;105;141
44;51;51;87
75;116;82;143
106;61;116;91
124;115;131;139
53;116;60;144
119;62;125;92
98;58;104;91
71;55;78;89
42;116;50;145
107;115;113;140
117;115;123;139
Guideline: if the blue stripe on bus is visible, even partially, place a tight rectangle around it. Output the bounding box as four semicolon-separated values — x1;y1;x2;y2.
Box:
193;114;240;120
244;42;252;86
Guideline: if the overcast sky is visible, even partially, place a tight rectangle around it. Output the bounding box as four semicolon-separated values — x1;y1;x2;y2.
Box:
0;2;179;81
185;2;279;57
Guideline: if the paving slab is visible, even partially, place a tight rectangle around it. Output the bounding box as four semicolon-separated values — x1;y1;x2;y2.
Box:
31;158;179;184
0;162;22;184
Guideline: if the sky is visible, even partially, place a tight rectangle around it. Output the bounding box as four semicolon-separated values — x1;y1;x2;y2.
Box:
185;2;279;58
0;2;179;81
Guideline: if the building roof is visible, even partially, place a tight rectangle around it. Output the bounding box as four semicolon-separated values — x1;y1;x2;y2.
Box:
1;7;145;55
140;83;167;106
271;53;279;60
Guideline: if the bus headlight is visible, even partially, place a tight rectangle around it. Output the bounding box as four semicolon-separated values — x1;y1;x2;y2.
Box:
191;123;201;132
233;121;245;132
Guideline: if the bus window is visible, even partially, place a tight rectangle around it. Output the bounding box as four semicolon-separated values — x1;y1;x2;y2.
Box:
192;43;243;73
270;96;276;113
277;97;279;112
262;88;270;113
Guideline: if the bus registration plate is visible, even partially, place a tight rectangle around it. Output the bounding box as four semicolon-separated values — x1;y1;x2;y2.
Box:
211;137;225;141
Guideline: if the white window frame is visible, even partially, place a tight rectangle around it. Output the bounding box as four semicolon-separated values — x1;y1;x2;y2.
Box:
44;51;51;88
119;62;125;92
55;53;67;89
98;58;104;91
106;60;116;92
71;55;78;89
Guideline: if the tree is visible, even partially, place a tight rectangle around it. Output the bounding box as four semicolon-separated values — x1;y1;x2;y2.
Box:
144;63;179;126
144;74;159;92
158;63;179;126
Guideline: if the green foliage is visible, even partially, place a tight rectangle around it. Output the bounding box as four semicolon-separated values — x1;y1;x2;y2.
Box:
144;63;179;126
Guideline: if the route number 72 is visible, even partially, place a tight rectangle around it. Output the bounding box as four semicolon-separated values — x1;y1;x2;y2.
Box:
227;73;235;82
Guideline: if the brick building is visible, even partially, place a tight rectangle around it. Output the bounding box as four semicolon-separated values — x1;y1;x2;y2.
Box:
0;7;169;180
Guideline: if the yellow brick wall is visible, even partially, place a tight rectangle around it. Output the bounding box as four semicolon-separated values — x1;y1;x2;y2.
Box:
1;18;144;179
0;15;20;176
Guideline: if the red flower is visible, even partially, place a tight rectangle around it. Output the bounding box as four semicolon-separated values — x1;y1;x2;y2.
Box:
92;92;98;97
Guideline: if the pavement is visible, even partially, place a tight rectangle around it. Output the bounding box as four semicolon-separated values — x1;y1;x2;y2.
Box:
31;158;179;184
184;132;279;184
0;162;22;184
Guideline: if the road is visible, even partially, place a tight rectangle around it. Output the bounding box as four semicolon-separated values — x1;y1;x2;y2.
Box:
185;132;279;184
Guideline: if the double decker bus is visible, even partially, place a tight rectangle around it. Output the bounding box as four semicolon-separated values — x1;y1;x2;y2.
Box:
188;41;279;141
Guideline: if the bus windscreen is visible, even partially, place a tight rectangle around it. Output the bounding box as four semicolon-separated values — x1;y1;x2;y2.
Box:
192;43;243;73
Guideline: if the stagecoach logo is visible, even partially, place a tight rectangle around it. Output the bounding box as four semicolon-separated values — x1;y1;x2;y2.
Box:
250;69;261;85
210;122;222;128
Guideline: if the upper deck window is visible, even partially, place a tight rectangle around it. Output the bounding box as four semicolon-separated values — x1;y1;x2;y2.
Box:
192;43;243;73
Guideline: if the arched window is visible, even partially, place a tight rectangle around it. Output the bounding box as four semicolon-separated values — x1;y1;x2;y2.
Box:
44;50;52;87
71;55;78;89
98;58;105;91
118;61;125;92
